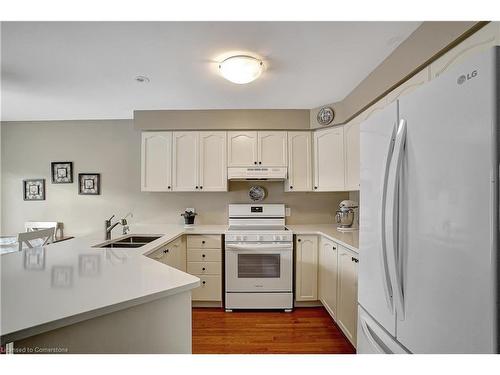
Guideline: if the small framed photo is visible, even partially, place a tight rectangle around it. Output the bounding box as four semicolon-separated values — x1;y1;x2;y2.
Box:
78;173;100;195
51;162;73;183
23;179;46;201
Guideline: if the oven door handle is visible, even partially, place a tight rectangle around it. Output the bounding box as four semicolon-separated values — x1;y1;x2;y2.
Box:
226;244;292;251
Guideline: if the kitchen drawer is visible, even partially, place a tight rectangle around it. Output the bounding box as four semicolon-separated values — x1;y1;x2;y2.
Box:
191;275;222;301
187;248;221;262
186;235;221;249
187;261;221;275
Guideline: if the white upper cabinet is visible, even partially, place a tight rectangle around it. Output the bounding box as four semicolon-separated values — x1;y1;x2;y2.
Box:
313;126;345;191
430;22;500;78
286;132;312;192
141;131;172;192
227;131;258;167
172;132;199;191
386;67;430;104
257;131;287;167
344;120;360;191
199;131;227;191
228;131;287;167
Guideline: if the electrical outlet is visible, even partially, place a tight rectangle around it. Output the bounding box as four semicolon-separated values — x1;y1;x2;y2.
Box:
285;207;291;217
186;207;195;213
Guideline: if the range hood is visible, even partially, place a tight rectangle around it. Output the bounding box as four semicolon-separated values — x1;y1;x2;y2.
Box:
227;167;288;181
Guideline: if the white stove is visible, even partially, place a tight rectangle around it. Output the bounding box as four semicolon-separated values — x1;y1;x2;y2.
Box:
225;204;293;312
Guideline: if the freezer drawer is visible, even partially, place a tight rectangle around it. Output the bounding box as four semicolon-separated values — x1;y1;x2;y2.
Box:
357;305;409;354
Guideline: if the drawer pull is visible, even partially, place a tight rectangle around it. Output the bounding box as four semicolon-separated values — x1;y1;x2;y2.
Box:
202;281;206;285
201;240;206;244
163;249;169;254
202;254;206;258
351;257;359;263
202;267;206;271
297;238;301;242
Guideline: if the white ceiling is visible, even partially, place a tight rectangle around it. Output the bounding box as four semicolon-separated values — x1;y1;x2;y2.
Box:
1;21;421;121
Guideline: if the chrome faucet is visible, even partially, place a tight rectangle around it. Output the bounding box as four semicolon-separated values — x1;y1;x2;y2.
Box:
104;212;133;240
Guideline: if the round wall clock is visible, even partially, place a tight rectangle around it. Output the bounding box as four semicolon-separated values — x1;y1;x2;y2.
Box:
317;106;335;125
248;186;266;202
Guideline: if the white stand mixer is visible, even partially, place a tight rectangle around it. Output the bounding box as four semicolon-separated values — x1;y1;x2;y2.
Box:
335;200;359;232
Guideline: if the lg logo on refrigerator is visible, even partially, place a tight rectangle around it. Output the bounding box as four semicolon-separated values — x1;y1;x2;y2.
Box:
457;70;478;85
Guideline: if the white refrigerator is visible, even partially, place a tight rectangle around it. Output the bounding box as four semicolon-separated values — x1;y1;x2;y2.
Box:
358;47;499;354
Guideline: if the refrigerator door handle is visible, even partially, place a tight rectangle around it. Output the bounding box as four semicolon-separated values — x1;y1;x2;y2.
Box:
360;315;387;354
385;118;407;321
380;122;398;310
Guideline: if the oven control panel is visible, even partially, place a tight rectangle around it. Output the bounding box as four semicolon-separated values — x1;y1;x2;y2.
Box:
225;232;293;243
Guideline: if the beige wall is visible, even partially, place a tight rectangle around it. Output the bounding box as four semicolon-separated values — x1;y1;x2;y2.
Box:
1;120;347;236
134;109;310;130
310;21;485;128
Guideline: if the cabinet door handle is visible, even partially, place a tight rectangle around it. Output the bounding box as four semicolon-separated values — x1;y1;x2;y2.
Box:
202;267;206;271
163;249;169;254
290;186;293;189
314;186;318;190
167;186;171;189
351;257;359;263
202;281;206;285
199;186;203;189
202;254;206;258
201;240;205;244
195;186;199;189
297;238;301;242
254;161;257;165
258;161;262;164
332;246;336;250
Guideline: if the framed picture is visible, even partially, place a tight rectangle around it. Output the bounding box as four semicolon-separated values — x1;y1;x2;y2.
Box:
51;162;73;183
78;173;100;195
23;179;46;201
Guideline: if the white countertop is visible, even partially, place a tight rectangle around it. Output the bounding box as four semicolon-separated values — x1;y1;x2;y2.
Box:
286;225;359;253
0;224;227;343
0;222;355;343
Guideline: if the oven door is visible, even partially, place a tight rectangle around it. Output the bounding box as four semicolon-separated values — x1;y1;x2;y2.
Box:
225;243;292;292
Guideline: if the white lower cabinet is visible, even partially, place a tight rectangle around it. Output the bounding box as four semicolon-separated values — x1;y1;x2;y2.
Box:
186;235;222;302
336;245;359;346
191;275;222;301
318;237;338;319
295;235;318;301
147;236;186;272
293;234;357;348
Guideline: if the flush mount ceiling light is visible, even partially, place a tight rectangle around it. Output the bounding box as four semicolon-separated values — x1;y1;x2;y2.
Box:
218;55;264;84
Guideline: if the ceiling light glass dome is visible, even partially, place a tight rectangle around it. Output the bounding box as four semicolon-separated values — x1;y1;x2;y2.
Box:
218;55;264;84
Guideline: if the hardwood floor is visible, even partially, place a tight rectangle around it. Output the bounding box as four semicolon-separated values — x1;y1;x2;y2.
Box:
192;307;356;354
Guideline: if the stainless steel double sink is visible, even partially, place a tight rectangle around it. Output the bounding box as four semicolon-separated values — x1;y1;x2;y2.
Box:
93;235;162;249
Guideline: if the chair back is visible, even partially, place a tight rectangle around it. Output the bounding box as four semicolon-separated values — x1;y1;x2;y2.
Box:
25;221;63;238
18;227;55;251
